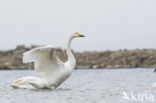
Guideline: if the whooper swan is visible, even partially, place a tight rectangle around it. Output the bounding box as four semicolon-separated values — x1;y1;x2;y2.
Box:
11;32;85;89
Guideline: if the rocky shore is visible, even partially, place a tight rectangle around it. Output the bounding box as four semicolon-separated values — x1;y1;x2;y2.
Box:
0;45;156;69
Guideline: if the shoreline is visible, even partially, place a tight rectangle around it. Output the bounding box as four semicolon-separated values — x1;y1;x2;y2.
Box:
1;45;156;70
0;67;155;70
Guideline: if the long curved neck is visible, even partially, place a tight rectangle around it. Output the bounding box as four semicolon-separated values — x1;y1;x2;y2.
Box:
66;36;76;65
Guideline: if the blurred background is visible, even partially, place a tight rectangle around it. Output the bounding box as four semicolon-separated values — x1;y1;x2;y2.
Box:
0;0;156;69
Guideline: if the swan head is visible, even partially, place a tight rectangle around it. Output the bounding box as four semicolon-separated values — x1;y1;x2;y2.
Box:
71;32;85;38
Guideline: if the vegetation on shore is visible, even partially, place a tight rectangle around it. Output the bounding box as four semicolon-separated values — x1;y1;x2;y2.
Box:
0;45;156;69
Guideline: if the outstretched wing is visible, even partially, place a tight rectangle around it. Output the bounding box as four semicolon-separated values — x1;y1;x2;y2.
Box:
23;45;64;74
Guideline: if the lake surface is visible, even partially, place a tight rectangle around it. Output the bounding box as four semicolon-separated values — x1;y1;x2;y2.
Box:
0;69;156;103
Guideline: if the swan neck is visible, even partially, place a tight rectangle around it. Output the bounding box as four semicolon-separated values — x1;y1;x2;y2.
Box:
66;36;76;65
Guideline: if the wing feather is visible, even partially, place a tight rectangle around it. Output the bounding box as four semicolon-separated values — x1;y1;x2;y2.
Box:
23;45;64;74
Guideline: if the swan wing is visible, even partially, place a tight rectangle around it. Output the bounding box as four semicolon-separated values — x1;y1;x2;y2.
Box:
23;45;64;74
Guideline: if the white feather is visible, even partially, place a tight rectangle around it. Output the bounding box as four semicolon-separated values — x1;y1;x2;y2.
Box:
23;45;63;74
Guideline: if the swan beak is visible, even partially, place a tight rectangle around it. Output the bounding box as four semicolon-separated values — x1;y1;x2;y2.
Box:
76;32;85;37
154;68;156;72
80;35;85;37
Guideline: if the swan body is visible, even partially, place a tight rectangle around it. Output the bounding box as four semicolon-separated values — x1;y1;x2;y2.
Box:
11;32;85;89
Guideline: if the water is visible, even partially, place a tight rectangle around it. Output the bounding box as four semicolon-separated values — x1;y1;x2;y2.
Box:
0;69;156;103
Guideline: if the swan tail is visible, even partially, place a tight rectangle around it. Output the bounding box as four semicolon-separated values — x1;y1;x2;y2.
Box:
11;80;29;89
11;76;41;89
15;79;23;84
11;84;20;89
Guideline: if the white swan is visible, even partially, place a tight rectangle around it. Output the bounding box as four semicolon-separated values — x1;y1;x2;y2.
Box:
11;32;85;89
